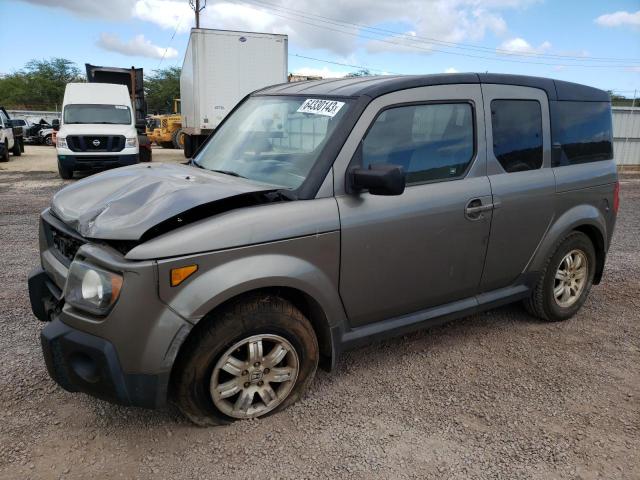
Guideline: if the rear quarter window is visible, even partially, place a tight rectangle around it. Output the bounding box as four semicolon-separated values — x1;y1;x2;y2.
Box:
551;101;613;167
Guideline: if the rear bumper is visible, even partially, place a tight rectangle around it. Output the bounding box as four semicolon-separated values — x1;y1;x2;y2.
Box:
40;317;170;409
58;153;138;171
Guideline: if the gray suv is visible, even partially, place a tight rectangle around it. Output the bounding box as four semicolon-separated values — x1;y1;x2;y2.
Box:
28;74;618;425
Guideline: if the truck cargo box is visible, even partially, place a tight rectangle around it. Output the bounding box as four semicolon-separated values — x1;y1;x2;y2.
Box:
180;28;288;154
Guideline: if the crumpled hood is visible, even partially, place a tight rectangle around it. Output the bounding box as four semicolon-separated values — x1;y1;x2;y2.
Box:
51;163;276;240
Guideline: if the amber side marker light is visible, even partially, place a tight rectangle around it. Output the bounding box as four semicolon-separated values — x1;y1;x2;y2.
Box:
170;265;198;287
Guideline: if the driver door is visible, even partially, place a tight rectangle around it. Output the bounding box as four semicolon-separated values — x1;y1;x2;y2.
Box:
334;85;492;327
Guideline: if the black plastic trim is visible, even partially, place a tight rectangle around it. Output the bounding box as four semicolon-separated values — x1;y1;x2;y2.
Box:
40;318;169;409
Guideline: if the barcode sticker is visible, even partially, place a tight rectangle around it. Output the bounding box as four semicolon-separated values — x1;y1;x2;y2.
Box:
297;99;345;117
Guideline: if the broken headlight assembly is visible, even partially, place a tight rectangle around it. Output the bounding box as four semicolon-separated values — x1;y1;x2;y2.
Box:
64;260;123;316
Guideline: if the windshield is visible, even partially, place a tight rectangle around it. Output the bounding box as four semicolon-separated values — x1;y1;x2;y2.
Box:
195;96;350;189
64;104;131;125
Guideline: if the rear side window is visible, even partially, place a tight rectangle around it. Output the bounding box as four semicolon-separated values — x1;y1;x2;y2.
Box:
491;100;543;172
551;101;613;166
362;103;475;184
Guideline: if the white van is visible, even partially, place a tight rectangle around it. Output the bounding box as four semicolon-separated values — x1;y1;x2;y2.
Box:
56;83;140;179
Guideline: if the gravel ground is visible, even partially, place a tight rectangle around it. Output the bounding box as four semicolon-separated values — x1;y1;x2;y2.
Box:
0;149;638;479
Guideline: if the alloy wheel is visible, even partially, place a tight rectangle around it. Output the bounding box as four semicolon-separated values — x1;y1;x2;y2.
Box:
553;249;588;308
210;334;299;419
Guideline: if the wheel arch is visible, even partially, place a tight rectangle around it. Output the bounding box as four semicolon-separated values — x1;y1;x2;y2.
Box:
169;285;338;387
529;204;608;285
573;224;606;284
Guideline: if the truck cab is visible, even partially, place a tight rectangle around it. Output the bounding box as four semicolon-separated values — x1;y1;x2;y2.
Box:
0;107;21;161
55;83;140;179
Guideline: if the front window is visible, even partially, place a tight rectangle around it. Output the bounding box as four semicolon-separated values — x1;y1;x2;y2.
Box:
362;102;475;184
195;96;350;189
63;104;131;125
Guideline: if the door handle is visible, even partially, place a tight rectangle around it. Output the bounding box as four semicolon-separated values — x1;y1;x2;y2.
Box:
465;199;494;220
465;204;494;214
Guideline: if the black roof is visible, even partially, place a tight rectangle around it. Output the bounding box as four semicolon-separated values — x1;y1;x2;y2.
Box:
258;73;609;102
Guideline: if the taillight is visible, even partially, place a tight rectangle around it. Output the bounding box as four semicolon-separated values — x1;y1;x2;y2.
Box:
613;181;620;214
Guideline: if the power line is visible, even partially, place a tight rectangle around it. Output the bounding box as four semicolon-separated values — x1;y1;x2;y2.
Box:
157;12;184;69
240;0;640;68
289;53;639;96
289;53;401;75
246;0;640;63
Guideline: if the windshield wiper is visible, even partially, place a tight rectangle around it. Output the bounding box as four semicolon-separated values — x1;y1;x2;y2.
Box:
209;169;247;179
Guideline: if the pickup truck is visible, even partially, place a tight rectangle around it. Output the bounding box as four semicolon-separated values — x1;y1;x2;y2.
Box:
0;107;21;161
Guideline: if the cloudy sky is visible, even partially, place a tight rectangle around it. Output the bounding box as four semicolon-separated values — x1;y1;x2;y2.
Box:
2;0;639;94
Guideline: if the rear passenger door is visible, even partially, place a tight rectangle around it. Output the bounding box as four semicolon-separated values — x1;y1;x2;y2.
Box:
335;85;493;327
480;85;555;292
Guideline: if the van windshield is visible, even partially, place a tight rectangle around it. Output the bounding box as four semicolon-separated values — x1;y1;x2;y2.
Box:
194;96;350;189
64;104;131;125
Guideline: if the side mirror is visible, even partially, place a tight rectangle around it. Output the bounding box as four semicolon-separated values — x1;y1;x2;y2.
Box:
51;119;60;131
351;163;406;196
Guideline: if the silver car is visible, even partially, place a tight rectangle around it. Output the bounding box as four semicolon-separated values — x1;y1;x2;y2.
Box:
28;74;619;425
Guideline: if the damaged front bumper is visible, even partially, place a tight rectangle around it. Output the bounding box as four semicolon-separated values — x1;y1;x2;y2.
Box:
28;211;193;409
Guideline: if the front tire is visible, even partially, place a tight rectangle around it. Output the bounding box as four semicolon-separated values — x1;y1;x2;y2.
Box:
44;135;53;146
0;142;8;162
57;160;73;179
525;231;596;322
172;295;319;426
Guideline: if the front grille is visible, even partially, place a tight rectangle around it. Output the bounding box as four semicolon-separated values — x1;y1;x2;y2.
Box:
43;216;85;266
66;135;125;153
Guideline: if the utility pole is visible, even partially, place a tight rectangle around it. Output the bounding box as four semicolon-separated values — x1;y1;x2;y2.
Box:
189;0;206;28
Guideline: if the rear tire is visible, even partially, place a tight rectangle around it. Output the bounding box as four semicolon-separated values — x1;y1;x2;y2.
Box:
524;231;596;322
57;160;73;179
172;295;319;426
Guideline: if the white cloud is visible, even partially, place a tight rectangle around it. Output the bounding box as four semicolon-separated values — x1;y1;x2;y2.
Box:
16;0;135;20
133;0;194;33
445;67;459;73
291;67;349;78
18;0;542;57
497;37;551;55
96;33;178;60
595;10;640;28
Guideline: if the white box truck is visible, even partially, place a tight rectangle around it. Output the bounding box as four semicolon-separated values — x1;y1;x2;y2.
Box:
180;28;288;157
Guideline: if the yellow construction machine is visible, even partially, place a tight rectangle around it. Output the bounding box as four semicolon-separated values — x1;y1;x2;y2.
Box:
146;99;185;149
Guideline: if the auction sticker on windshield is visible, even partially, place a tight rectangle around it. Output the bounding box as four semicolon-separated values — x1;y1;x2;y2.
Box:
297;99;345;117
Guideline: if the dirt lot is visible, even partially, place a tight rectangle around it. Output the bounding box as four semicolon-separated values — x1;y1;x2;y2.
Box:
0;145;184;173
0;146;638;479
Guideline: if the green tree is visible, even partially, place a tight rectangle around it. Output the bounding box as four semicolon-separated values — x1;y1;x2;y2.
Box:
0;58;83;110
346;68;372;77
145;67;181;114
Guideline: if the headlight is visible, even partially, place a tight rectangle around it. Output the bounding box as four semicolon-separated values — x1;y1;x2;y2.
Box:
64;260;123;316
57;137;68;149
125;137;138;148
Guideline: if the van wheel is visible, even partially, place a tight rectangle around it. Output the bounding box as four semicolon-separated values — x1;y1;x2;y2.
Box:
58;161;73;179
172;295;319;426
524;231;596;322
